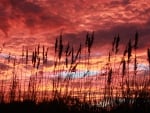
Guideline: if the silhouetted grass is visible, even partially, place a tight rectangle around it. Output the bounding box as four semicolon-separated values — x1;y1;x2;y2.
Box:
0;93;150;113
0;32;150;113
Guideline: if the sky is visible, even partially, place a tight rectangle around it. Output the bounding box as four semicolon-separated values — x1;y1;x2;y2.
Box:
0;0;150;77
0;1;150;102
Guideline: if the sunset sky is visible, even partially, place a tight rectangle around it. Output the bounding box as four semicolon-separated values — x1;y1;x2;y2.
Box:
0;0;150;77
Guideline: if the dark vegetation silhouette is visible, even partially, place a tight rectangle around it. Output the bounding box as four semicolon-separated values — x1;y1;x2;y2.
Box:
0;32;150;113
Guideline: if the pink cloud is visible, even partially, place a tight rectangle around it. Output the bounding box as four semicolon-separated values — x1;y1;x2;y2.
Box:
0;0;149;58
